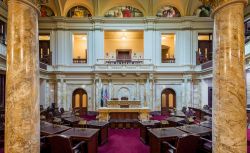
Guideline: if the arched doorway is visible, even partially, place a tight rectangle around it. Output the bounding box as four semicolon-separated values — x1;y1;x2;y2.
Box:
72;88;88;116
161;88;176;115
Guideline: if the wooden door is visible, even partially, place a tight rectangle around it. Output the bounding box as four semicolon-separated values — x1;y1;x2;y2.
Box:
161;88;176;115
72;88;87;115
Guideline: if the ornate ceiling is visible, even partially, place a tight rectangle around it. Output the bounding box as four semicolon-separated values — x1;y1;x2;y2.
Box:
38;0;204;17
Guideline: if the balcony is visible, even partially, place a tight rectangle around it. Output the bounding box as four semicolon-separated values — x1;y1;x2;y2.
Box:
94;59;154;72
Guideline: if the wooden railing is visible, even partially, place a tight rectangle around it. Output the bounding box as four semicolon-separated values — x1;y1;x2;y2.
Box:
73;58;87;64
97;59;151;65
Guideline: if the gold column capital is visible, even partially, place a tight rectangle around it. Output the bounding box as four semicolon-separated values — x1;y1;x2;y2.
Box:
200;0;248;16
8;0;40;14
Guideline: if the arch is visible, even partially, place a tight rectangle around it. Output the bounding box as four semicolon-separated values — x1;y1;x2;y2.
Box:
66;5;92;18
104;5;144;17
72;88;88;115
117;87;130;100
40;5;55;17
161;88;176;115
63;1;94;17
156;5;181;17
193;5;211;17
101;0;146;17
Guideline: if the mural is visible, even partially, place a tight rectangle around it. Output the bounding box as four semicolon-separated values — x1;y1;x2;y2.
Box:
39;0;49;5
40;5;55;17
193;5;211;17
104;6;143;18
67;6;91;18
156;6;181;17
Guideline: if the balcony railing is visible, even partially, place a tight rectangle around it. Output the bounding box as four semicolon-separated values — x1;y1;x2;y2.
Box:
162;58;175;63
94;59;154;72
96;58;151;65
73;58;87;64
39;62;47;70
201;60;213;70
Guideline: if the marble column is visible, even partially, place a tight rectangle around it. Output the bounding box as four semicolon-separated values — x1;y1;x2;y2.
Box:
5;0;40;153
211;0;247;152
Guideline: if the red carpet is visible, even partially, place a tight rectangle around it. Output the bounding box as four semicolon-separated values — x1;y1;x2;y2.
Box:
98;128;149;153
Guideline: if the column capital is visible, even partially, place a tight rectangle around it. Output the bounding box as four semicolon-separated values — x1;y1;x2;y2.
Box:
200;0;247;16
8;0;40;14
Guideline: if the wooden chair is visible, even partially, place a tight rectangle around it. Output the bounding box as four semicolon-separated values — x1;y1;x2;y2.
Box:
47;135;85;153
199;137;212;153
162;134;200;153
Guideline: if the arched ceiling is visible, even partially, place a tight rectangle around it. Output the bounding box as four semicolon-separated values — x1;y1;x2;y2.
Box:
41;0;204;17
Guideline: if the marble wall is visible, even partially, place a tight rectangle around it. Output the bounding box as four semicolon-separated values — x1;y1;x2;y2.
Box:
39;76;206;111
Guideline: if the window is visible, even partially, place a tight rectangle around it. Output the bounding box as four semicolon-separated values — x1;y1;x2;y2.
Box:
39;34;51;65
0;20;7;45
161;34;176;63
72;34;87;64
197;33;213;65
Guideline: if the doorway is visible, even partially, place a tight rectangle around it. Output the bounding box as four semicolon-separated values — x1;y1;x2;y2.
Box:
161;88;176;115
72;88;88;116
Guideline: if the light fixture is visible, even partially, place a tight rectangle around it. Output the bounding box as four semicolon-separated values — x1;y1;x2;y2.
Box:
121;33;127;40
81;36;87;40
162;36;166;40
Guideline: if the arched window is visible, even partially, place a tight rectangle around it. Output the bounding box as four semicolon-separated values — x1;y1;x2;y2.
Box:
161;88;176;115
156;6;181;17
193;5;211;17
67;6;91;18
40;5;55;17
72;88;88;115
104;6;143;18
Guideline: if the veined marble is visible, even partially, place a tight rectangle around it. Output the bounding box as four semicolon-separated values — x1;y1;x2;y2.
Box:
213;1;247;153
5;0;40;153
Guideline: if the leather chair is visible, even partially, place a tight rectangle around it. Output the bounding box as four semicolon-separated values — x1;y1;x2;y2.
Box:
162;134;200;153
47;135;85;153
199;137;212;153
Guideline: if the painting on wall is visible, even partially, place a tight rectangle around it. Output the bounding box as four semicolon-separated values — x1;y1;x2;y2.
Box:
40;5;55;17
104;6;143;18
67;6;91;18
193;5;211;17
156;6;181;17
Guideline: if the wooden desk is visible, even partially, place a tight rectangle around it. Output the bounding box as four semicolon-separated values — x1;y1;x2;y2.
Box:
62;116;80;126
87;120;109;145
139;120;160;144
148;128;187;153
170;111;186;118
61;128;99;153
176;124;212;137
107;100;141;108
189;107;212;121
166;117;186;127
198;121;212;129
97;107;150;121
40;121;71;136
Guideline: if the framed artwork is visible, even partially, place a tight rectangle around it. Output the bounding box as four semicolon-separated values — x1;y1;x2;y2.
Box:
156;6;181;17
193;5;211;17
40;5;55;17
67;6;91;18
104;6;143;18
